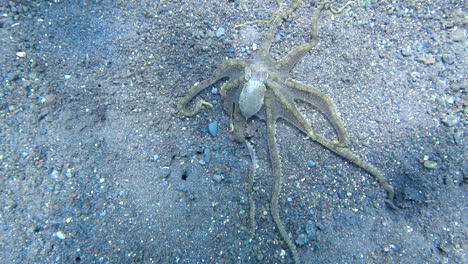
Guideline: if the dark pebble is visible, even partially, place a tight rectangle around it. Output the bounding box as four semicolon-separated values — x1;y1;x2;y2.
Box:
208;121;218;137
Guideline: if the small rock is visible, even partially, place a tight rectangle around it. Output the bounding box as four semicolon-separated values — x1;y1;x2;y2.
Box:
418;54;435;65
441;114;460;127
423;160;438;169
252;43;258;51
337;190;345;199
307;160;316;168
450;27;465;42
442;54;455;65
295;233;309;246
16;51;26;58
211;87;218;94
6;199;17;210
203;148;211;163
55;231;66;240
208;121;218;137
400;45;412;57
215;27;225;38
50;169;60;180
383;244;398;253
444;95;455;104
256;253;264;261
153;155;159;162
410;71;420;80
213;174;223;182
198;159;206;166
6;72;18;82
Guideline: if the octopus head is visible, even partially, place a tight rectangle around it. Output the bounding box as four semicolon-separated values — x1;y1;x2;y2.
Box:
239;66;269;119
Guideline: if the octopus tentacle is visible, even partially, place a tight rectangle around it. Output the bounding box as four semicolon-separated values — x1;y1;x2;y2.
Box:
264;90;301;264
178;59;248;116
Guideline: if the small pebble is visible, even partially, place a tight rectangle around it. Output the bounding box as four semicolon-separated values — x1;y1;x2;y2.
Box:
6;72;18;82
441;114;460;127
450;27;465;42
418;54;435;65
198;159;206;166
423;160;437;169
215;27;225;38
203;148;211;163
307;160;316;168
256;253;264;261
211;87;218;94
442;54;455;65
213;174;223;182
400;45;412;57
445;96;455;104
153;155;159;162
16;51;26;58
337;190;345;199
295;233;309;246
252;43;258;51
208;121;218;137
55;231;66;240
50;169;60;180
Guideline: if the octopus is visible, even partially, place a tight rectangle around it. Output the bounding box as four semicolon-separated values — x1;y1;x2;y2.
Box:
178;1;394;263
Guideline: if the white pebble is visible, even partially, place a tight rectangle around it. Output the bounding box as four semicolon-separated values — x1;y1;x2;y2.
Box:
16;51;26;58
55;231;66;240
252;43;258;51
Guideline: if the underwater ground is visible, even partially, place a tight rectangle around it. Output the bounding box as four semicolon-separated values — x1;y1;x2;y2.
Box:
0;0;466;263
